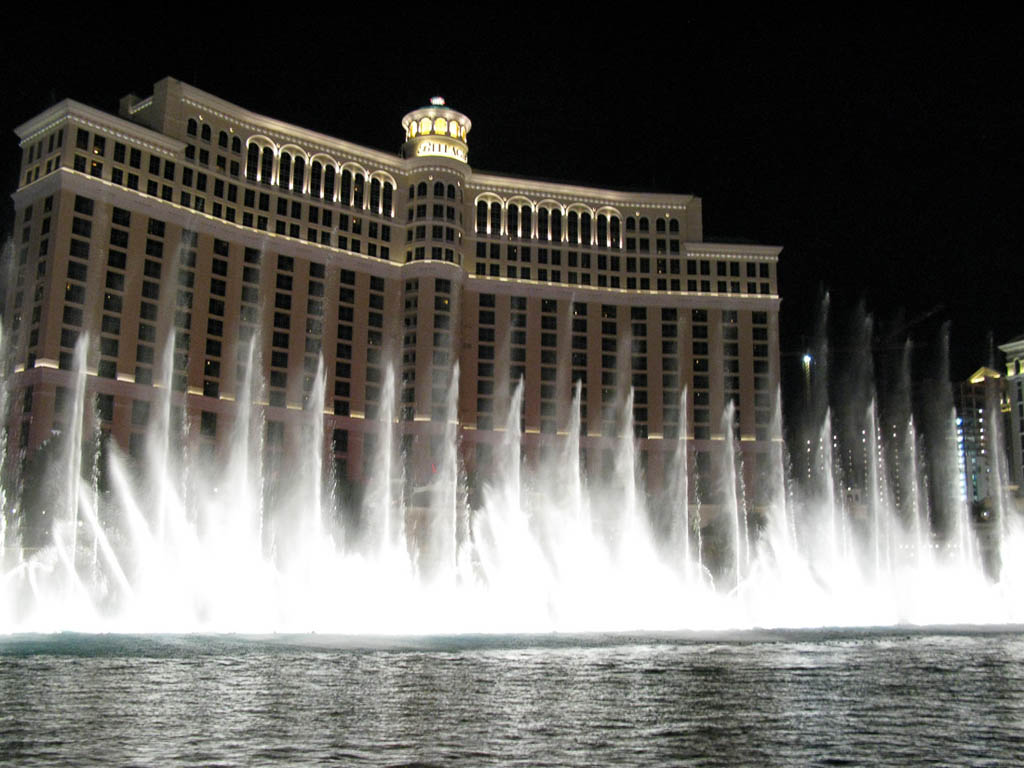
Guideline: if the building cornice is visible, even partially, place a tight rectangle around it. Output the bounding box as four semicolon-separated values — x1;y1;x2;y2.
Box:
15;100;184;156
467;170;698;211
177;82;405;171
999;337;1024;355
686;242;782;259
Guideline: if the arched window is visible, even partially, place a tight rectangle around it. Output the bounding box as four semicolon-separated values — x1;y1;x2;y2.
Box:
231;136;242;154
310;162;323;198
279;153;291;189
382;182;394;216
218;131;228;148
187;118;198;136
521;205;532;238
370;178;381;212
417;181;427;197
597;214;608;245
610;216;621;247
669;218;679;233
293;156;305;193
476;201;487;233
353;174;364;207
433;181;444;197
340;170;352;205
639;217;649;232
551;209;562;242
246;144;259;181
538;208;549;241
567;211;579;243
626;216;636;232
324;166;336;201
408;184;415;199
260;147;274;185
656;218;666;233
201;124;211;142
490;202;501;234
581;212;592;245
447;184;456;199
508;204;519;237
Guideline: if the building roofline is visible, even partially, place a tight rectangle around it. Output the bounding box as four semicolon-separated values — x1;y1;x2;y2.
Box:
15;99;184;154
999;334;1024;351
468;170;699;209
174;79;405;170
687;242;783;258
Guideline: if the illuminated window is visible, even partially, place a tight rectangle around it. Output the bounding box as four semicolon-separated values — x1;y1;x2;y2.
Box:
476;201;487;233
279;153;291;189
340;170;352;205
310;162;322;198
490;202;501;234
434;117;446;134
449;120;458;137
419;117;431;134
370;178;381;211
352;174;364;207
260;147;273;185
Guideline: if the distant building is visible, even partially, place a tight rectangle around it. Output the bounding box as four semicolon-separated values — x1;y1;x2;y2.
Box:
998;335;1024;494
954;367;1010;504
2;77;781;500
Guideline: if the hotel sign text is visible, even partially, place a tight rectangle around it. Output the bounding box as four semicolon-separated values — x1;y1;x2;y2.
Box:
415;139;467;163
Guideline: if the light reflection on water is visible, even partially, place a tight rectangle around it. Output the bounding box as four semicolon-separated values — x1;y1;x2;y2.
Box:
2;629;1024;766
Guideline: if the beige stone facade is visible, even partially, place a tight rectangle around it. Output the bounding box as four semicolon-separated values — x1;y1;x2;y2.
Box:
3;78;781;497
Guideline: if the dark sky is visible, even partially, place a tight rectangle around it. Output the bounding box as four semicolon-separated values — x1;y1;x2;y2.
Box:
2;16;1020;389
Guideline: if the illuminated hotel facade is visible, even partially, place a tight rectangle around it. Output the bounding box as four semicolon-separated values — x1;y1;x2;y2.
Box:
999;335;1024;495
3;78;780;499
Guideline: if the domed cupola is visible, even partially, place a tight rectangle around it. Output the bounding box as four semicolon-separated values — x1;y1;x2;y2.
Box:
401;97;471;165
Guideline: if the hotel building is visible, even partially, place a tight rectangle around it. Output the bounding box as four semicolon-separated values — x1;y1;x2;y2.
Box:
3;78;781;501
998;335;1024;495
954;366;1012;505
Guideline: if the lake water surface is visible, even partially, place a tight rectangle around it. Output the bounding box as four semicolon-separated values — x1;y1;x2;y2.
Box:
2;628;1023;766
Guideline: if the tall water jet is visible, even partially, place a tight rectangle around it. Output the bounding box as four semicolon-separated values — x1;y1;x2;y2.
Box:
721;402;747;586
865;399;894;580
949;406;978;571
613;389;642;558
224;333;265;550
303;356;327;547
904;417;931;568
562;380;585;527
417;362;461;585
364;362;402;556
61;336;89;589
666;387;692;580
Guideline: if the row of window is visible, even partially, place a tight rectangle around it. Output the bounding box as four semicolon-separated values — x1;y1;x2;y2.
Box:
245;145;395;213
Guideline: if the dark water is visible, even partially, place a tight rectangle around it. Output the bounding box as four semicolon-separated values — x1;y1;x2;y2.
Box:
2;628;1023;766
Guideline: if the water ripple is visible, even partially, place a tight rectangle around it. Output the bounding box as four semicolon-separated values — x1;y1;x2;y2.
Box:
1;630;1024;766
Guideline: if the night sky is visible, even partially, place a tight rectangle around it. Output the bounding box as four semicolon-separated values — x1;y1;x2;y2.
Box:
2;18;1020;396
